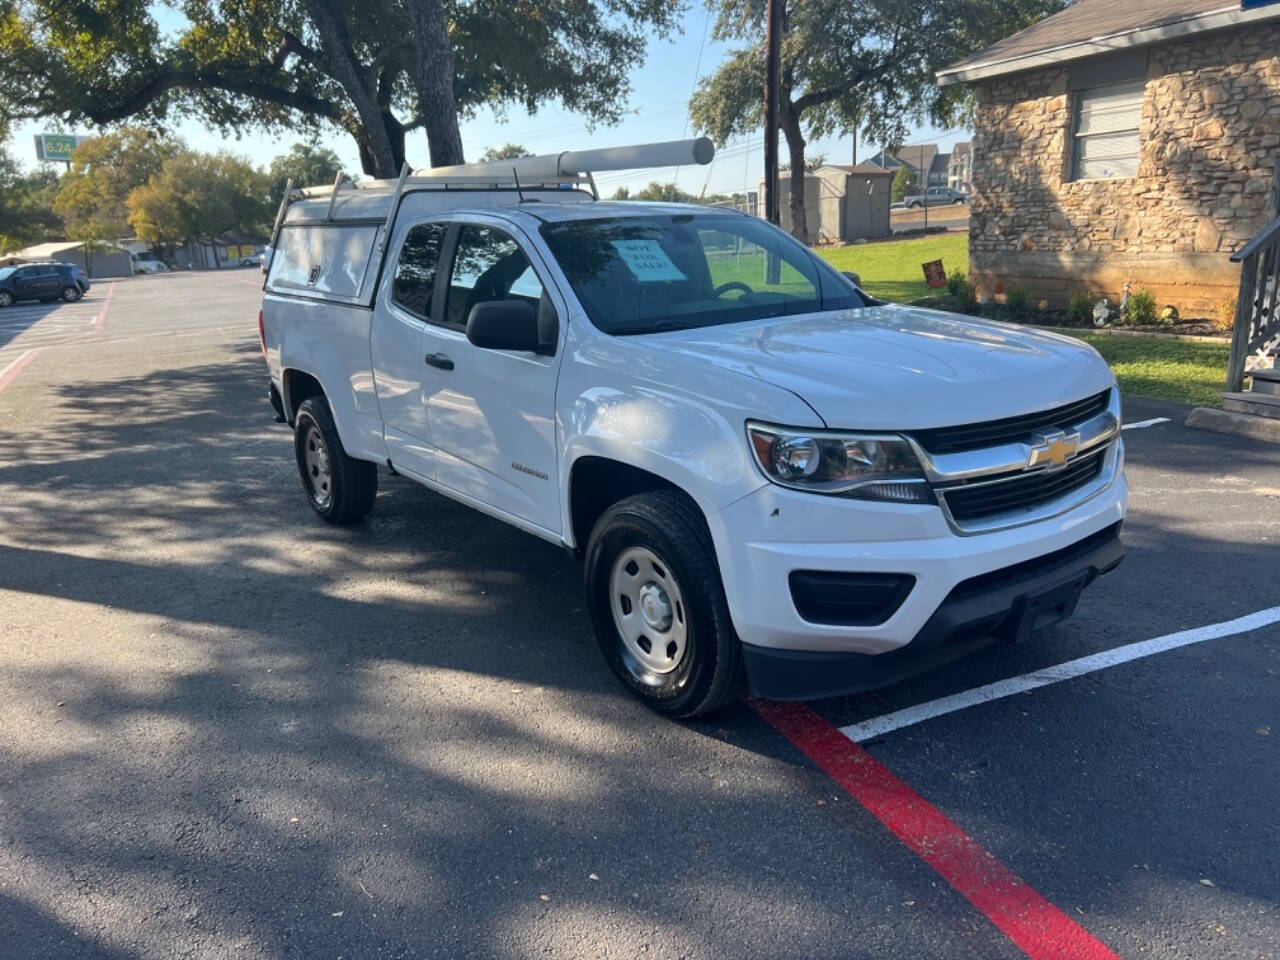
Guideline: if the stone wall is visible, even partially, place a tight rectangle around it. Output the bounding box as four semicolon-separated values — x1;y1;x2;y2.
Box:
969;22;1280;316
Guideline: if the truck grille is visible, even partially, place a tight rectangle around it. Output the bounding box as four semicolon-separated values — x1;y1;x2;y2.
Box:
911;390;1111;455
940;448;1107;523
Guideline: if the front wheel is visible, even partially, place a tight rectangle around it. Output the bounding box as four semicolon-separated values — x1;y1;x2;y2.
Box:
293;396;377;523
585;491;744;717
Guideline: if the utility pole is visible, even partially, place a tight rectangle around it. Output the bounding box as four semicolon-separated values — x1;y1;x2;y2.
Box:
921;144;928;234
763;0;781;225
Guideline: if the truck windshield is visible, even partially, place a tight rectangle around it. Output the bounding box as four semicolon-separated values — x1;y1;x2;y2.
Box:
539;213;860;335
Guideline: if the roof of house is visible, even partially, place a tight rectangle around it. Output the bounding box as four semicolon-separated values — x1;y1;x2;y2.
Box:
951;141;970;160
3;240;128;260
821;163;897;177
865;145;940;173
937;0;1280;86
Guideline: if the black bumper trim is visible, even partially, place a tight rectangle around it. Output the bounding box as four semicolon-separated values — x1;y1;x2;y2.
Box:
743;522;1123;702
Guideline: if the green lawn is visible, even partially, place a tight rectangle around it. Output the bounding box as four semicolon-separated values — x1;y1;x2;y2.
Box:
816;233;969;303
1056;332;1229;408
815;233;1226;407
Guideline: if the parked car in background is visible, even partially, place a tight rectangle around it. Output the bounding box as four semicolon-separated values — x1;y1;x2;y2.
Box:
903;186;968;208
240;254;260;267
0;262;90;306
131;252;168;274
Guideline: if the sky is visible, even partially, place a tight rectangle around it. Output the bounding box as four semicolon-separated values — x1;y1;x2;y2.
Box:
6;6;971;196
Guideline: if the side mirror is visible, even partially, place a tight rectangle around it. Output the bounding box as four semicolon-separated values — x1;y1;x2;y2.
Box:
842;270;862;287
466;300;544;353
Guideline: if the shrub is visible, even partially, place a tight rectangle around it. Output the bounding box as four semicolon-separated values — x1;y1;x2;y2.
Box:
1212;296;1237;333
1005;285;1032;320
1124;287;1157;326
1066;290;1093;326
946;269;976;310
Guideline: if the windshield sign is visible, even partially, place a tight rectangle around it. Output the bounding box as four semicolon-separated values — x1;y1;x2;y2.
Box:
540;214;859;335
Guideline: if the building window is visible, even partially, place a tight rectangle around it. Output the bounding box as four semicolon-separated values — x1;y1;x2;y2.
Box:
1071;79;1144;181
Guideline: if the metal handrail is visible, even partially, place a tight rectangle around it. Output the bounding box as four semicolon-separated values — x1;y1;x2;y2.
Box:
1229;214;1280;263
1226;213;1280;392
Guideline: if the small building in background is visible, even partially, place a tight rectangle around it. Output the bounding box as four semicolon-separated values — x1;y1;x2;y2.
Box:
866;145;951;188
937;0;1280;315
170;235;269;269
0;240;133;278
768;165;895;244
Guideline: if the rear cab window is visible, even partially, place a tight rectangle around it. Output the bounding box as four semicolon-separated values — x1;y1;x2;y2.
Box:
391;222;448;319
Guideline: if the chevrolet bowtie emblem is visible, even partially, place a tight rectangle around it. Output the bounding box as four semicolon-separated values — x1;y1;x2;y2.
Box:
1028;429;1080;470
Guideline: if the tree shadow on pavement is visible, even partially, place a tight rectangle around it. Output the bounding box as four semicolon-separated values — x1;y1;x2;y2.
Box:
0;345;934;960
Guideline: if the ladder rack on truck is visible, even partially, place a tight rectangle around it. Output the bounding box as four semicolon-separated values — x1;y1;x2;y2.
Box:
267;136;716;251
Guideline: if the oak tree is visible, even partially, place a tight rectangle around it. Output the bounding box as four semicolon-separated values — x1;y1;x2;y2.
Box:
690;0;1066;242
0;0;683;177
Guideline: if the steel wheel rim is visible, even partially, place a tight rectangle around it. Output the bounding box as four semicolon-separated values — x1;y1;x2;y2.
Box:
609;545;688;679
303;423;333;508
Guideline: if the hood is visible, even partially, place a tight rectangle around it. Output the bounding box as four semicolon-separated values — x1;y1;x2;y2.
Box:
657;305;1114;430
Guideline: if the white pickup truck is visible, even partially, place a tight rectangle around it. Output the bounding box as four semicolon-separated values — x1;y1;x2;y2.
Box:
259;139;1126;717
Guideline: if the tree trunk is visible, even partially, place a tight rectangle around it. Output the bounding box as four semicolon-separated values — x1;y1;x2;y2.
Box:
780;104;809;244
405;0;465;167
303;0;400;177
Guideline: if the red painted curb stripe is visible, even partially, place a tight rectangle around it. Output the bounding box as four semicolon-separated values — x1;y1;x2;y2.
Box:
0;348;42;394
752;700;1120;960
91;282;116;333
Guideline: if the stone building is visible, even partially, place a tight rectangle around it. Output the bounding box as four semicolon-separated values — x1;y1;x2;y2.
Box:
937;0;1280;314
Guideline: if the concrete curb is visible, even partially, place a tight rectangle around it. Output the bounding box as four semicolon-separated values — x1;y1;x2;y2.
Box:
1185;407;1280;444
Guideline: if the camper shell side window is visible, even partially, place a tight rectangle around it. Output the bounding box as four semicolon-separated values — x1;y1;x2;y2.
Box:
267;223;381;304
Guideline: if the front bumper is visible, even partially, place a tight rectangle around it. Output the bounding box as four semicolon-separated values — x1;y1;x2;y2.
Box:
740;520;1123;700
705;441;1127;697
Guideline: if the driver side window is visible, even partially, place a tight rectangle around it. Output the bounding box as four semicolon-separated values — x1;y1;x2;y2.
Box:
696;227;820;304
444;225;544;329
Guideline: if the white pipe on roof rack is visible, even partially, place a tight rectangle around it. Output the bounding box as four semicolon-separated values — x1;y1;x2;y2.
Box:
416;137;715;180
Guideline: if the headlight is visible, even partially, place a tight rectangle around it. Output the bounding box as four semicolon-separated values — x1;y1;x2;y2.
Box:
747;422;934;503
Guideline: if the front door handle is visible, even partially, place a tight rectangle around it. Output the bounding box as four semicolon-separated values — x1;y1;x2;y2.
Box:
424;352;454;371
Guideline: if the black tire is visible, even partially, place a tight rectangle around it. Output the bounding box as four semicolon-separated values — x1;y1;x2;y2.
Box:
585;490;744;718
293;396;377;524
61;285;81;302
0;290;13;308
953;198;965;205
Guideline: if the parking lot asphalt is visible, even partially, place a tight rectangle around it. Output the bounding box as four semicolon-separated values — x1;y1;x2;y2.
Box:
1;272;1278;960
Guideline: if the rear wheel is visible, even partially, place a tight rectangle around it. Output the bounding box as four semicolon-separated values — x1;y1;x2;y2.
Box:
61;285;81;302
585;490;744;717
293;396;377;523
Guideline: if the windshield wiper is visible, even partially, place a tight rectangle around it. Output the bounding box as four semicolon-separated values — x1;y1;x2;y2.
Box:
608;320;697;335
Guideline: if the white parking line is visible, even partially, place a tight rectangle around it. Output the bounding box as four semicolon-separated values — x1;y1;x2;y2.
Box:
840;603;1280;742
1122;417;1171;430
